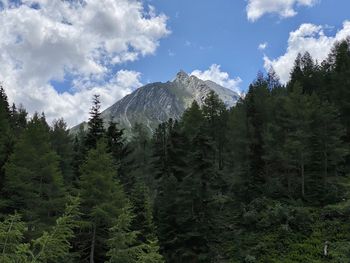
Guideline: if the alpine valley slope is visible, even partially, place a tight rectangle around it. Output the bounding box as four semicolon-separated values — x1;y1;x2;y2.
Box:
72;70;241;133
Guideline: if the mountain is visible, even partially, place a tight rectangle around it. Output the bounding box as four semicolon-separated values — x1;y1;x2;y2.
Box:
72;70;240;133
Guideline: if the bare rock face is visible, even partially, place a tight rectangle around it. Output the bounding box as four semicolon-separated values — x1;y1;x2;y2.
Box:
72;71;240;133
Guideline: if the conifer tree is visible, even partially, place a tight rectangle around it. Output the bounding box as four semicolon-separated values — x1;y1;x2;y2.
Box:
225;99;252;200
106;204;164;263
175;126;216;262
0;197;80;263
0;85;11;194
244;74;272;192
283;83;314;199
202;90;228;170
50;118;74;188
309;100;348;203
106;120;132;190
327;39;350;143
3;113;66;236
72;126;87;183
128;123;152;188
181;100;204;140
9;103;28;138
79;141;127;263
86;94;105;150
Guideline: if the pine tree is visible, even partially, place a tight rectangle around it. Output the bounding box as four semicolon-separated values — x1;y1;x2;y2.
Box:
244;73;272;193
9;103;28;138
86;94;105;150
262;91;293;198
0;85;11;195
327;39;350;144
106;204;164;263
130;182;156;243
0;213;26;263
0;197;80;263
79;140;127;263
50;118;74;188
106;120;132;190
181;100;204;140
175;126;216;262
3;113;66;237
72;126;87;184
106;120;125;161
128;123;152;188
283;83;314;199
202;90;228;170
309;100;348;203
153;120;188;261
225;99;254;202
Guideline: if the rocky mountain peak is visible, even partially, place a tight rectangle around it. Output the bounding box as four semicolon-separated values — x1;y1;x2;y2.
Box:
173;70;190;83
71;71;241;135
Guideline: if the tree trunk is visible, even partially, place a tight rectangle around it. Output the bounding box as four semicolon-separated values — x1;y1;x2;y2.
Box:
90;223;96;263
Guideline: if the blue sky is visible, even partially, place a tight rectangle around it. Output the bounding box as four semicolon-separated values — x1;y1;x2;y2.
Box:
0;0;349;125
128;0;350;88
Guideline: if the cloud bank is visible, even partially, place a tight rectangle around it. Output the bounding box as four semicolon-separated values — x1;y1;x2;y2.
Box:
0;0;169;126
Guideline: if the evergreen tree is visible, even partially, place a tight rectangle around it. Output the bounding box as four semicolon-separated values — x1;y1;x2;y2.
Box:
283;83;314;199
106;120;132;190
9;103;28;138
0;197;80;263
130;182;156;243
202;90;228;170
50;118;74;188
86;94;105;150
309;100;348;203
244;73;272;194
153;120;189;261
79;141;127;263
0;85;11;194
181;101;204;140
72;126;87;183
175;126;217;262
327;39;350;144
128;123;152;188
3;113;66;237
106;204;164;263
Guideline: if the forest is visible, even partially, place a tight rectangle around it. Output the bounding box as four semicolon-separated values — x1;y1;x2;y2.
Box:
0;39;350;263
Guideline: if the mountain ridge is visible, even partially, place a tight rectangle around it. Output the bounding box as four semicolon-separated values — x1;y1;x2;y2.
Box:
71;71;241;133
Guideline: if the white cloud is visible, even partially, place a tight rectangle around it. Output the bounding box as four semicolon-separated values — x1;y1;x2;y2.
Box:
247;0;317;22
264;21;350;83
258;42;268;50
0;0;169;126
4;69;142;127
191;64;242;94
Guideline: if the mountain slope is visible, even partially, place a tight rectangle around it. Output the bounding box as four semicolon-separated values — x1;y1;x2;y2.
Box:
72;71;240;133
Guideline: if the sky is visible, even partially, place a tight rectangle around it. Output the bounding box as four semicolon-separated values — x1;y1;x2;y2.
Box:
0;0;350;126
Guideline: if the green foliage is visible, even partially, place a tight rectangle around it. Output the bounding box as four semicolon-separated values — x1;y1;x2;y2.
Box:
1;38;350;263
0;197;80;263
50;118;75;188
86;94;105;150
3;114;66;236
79;140;128;262
106;204;164;263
